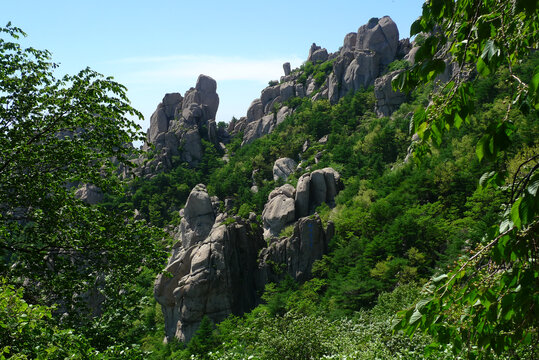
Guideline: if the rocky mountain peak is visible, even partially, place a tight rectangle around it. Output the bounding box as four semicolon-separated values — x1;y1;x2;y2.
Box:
227;16;415;145
155;165;341;342
134;74;228;179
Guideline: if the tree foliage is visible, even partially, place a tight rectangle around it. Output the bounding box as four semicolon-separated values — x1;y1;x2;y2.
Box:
393;1;539;358
0;23;167;352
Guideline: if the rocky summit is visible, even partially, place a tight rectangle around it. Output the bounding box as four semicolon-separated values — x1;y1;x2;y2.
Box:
150;15;429;344
225;16;424;145
154;173;339;342
134;74;229;178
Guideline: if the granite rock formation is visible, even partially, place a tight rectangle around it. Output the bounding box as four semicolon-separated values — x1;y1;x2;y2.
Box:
273;157;298;181
135;75;229;178
228;16;411;144
155;168;341;342
154;185;265;342
262;168;341;238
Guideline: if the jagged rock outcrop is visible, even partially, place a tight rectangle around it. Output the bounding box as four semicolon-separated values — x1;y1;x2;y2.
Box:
136;75;229;178
258;215;333;284
296;167;340;217
155;168;341;343
178;184;216;248
154;185;265;343
229;16;411;143
283;62;291;76
374;70;407;117
262;184;296;238
273;157;297;181
356;16;399;68
262;168;341;238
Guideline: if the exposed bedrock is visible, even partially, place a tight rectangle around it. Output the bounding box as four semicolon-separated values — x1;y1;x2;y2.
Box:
155;168;341;343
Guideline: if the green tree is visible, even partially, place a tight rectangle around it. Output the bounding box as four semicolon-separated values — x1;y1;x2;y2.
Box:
0;23;166;351
187;316;218;359
393;1;538;358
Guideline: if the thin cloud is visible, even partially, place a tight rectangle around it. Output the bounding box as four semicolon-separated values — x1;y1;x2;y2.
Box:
109;54;304;84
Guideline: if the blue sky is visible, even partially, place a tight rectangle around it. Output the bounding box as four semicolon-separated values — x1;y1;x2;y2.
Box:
3;0;424;132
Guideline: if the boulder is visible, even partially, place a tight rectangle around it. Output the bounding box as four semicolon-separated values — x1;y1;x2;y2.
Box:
147;93;183;144
280;81;296;103
276;106;290;126
242;114;275;145
246;99;264;123
341;32;357;54
295;173;311;218
307;43;322;62
260;85;280;108
374;70;407;117
195;74;220;121
148;109;169;144
273;158;298;181
268;183;296;200
295;168;341;215
179;184;215;248
310;48;329;63
283;62;291;76
356;16;399;67
309;170;327;209
262;184;296;239
162;93;183;119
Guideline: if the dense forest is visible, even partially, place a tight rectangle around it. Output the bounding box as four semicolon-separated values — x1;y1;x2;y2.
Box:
1;1;538;359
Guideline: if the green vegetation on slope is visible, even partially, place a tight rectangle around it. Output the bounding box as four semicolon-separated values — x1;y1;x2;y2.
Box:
2;0;538;357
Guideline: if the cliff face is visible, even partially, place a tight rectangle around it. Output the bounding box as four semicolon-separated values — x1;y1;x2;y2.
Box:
227;16;416;145
134;74;229;178
149;16;424;344
140;16;421;172
154;166;340;342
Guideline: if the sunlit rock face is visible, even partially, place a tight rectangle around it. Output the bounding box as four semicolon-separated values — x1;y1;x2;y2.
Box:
154;185;265;343
228;16;409;143
135;74;229;179
154;168;341;342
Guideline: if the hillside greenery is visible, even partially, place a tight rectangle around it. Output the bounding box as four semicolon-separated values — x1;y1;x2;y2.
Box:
128;50;537;359
2;1;538;358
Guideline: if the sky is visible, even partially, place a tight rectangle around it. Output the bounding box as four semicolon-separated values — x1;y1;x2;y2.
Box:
2;0;425;133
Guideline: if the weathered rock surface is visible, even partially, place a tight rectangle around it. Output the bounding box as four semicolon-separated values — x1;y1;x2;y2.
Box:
258;215;333;283
263;168;341;239
262;184;296;238
178;184;215;248
136;74;229;178
155;185;266;343
273;157;298;181
74;184;103;205
155;171;341;342
374;70;407;117
356;16;399;67
228;16;410;144
283;62;291;76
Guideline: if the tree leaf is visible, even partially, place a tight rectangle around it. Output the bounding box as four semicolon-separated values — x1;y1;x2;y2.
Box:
510;198;523;229
409;309;423;325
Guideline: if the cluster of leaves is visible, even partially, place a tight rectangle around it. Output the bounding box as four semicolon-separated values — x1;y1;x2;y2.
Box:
297;59;335;86
0;23;167;355
168;284;469;360
392;0;539;358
